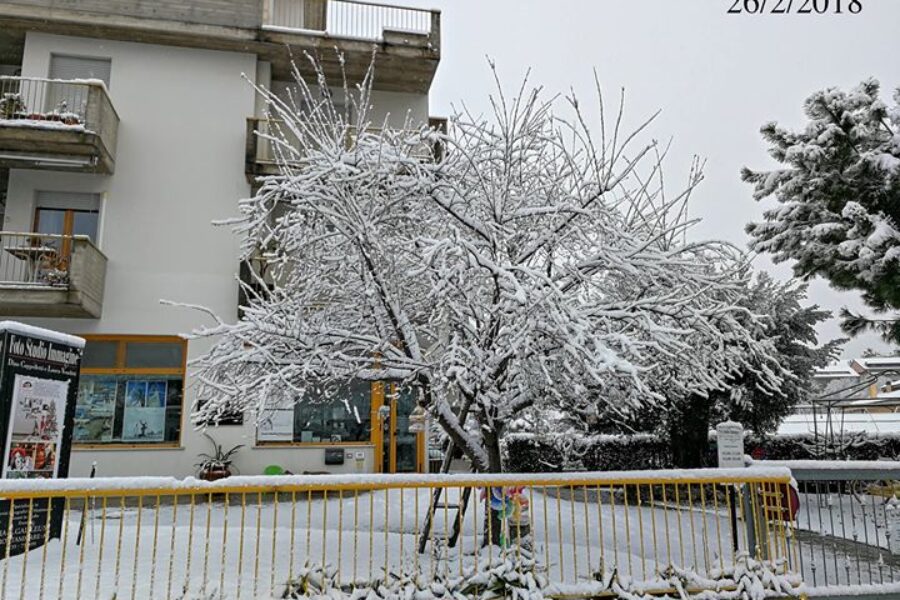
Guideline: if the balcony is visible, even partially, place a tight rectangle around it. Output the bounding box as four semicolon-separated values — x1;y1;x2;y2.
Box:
245;116;446;180
261;0;440;92
0;232;107;318
265;0;434;42
0;77;119;174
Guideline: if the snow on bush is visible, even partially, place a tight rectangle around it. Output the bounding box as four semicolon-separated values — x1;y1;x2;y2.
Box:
269;553;797;600
609;555;800;600
279;553;547;600
505;427;900;473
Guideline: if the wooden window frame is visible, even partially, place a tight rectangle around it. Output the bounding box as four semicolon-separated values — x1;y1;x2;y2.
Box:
74;334;187;450
33;206;100;267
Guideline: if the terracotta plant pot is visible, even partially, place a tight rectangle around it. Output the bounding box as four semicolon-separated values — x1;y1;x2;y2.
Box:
199;467;231;482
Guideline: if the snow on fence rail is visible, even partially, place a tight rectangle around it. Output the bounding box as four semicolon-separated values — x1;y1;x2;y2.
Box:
0;468;795;599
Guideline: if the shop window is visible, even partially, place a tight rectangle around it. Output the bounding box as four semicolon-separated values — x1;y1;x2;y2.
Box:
257;380;371;444
74;336;185;446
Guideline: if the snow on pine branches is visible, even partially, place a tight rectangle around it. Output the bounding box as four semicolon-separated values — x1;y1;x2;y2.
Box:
743;78;900;343
184;57;787;473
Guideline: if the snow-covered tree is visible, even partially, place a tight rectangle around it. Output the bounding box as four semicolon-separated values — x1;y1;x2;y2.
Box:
661;275;839;467
559;272;838;468
743;79;900;344
185;59;787;475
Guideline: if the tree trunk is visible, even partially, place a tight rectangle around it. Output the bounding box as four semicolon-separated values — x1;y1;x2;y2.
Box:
668;394;713;469
483;431;504;547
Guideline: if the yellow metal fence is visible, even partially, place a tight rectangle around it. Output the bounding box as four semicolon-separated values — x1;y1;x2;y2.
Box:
0;468;796;599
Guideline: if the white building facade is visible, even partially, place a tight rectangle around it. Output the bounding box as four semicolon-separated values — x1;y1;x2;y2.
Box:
0;0;442;478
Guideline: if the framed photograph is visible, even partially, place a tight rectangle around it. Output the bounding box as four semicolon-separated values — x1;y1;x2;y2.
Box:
125;380;147;407
145;381;168;408
122;406;166;442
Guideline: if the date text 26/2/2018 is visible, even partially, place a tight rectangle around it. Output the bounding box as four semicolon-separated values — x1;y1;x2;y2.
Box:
728;0;861;14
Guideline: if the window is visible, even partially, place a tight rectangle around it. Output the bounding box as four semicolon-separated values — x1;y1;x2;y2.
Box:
74;336;186;446
49;55;112;87
34;191;101;240
47;55;111;115
257;380;372;444
32;192;100;271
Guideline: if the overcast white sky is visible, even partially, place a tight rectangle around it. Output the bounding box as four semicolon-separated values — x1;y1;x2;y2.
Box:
397;0;899;358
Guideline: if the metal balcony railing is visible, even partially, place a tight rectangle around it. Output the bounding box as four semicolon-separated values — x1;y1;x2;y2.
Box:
0;76;119;173
0;232;78;288
264;0;434;41
1;77;100;130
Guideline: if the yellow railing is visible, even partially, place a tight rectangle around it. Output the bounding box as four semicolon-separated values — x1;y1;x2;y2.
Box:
0;468;798;599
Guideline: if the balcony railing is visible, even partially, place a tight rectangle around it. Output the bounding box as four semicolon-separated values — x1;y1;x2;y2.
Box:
264;0;434;42
245;117;446;179
0;76;119;173
0;232;107;318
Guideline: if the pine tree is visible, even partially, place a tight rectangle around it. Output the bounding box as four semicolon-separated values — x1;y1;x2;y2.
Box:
742;79;900;344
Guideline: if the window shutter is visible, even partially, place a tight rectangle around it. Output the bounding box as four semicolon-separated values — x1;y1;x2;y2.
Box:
35;191;100;212
48;55;112;86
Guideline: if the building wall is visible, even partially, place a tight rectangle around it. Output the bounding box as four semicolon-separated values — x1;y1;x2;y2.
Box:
2;33;372;479
2;31;429;479
0;0;262;29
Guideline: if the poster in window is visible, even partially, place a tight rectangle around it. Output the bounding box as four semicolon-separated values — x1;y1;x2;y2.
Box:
258;409;293;442
122;406;165;442
125;380;146;407
145;381;168;408
3;375;68;479
74;379;115;442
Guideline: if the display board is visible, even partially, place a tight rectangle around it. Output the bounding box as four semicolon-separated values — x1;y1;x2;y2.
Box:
0;322;83;558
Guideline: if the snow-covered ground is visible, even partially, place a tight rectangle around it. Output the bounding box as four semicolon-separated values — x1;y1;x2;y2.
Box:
0;486;894;599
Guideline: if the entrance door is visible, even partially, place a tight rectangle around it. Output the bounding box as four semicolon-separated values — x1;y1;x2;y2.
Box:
378;383;423;473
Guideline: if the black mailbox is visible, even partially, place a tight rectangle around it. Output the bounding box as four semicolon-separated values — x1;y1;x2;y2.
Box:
324;448;345;465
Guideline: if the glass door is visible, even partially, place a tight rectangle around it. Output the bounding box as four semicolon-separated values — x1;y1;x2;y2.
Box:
379;383;422;473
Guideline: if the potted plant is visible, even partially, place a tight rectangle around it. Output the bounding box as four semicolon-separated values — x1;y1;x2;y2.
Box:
0;92;24;120
195;433;243;481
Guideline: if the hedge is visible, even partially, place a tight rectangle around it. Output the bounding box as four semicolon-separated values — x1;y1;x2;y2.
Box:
504;431;900;472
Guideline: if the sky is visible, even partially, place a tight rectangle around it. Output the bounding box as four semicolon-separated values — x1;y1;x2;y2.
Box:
397;0;899;359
